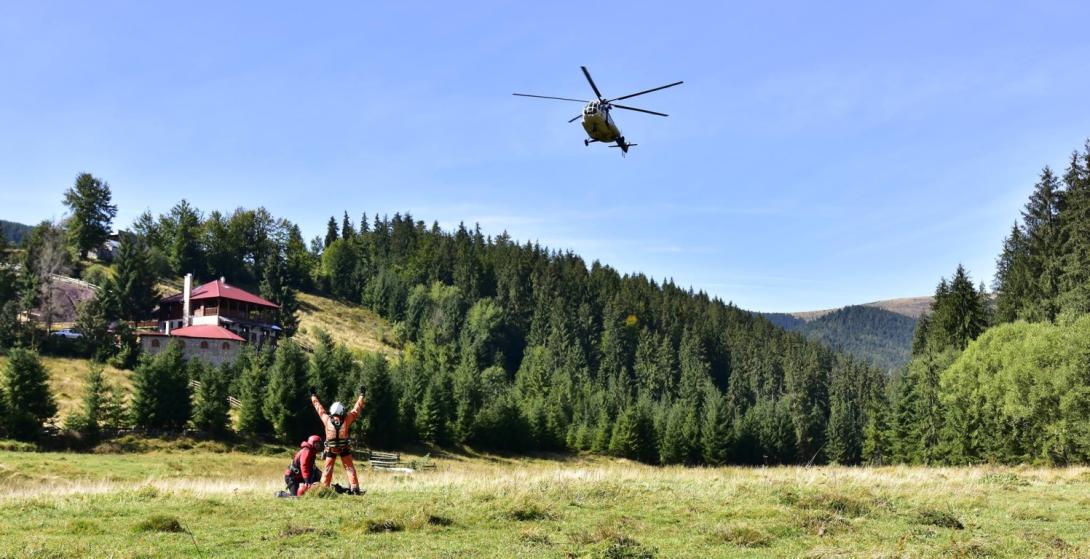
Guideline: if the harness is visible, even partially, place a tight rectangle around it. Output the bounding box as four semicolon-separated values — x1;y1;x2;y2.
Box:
324;417;353;457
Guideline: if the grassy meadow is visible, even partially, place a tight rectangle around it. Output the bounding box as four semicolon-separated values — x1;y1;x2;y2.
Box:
1;442;1088;558
0;355;130;422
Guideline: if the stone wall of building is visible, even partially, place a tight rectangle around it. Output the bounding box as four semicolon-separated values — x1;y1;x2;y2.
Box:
139;336;242;367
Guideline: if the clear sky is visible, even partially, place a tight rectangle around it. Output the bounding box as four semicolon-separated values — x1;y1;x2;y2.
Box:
2;1;1089;312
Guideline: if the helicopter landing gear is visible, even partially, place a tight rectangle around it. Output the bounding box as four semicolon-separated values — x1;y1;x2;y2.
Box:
584;139;589;146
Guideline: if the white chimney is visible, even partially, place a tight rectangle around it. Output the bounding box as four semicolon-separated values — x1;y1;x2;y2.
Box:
183;273;193;327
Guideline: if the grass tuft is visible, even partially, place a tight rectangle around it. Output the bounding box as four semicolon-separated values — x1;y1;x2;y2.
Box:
916;507;964;530
279;523;316;537
598;535;657;559
518;528;552;546
797;491;872;517
981;472;1029;488
426;514;454;527
505;502;553;521
301;484;339;499
134;514;185;533
712;523;773;547
364;519;404;533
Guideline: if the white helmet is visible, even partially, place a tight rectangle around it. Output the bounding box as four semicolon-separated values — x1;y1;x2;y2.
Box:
330;402;346;416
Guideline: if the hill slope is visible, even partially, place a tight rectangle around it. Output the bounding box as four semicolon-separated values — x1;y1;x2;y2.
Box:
793;305;916;372
0;219;32;245
762;297;928;372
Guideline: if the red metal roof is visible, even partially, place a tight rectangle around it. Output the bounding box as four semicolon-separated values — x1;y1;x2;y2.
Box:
161;279;280;309
167;325;246;341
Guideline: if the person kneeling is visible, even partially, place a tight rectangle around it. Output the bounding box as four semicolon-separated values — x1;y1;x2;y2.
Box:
280;434;322;498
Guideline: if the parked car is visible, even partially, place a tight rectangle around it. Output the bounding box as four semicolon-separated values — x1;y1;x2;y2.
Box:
50;328;82;339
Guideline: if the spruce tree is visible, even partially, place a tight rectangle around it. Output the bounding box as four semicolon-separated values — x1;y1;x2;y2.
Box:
111;235;159;322
75;293;113;362
2;348;57;440
1021;167;1066;322
65;363;108;441
192;363;231;437
63;173;117;259
324;216;339;248
130;341;191;431
341;211;355;240
415;381;445;445
168;199;204;276
236;348;272;437
259;253;299;337
307;329;341;399
360;353;398;449
1060;145;1090;314
263;340;310;443
701;393;732;465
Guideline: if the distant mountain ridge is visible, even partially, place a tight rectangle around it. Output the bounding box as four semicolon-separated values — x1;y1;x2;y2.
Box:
760;296;931;372
790;296;933;322
1;220;33;245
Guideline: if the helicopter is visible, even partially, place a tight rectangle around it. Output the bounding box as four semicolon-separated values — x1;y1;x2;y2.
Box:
514;66;682;155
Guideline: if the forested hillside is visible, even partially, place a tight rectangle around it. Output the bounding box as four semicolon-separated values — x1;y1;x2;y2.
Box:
0;188;885;465
0;220;32;246
794;306;916;372
881;139;1090;465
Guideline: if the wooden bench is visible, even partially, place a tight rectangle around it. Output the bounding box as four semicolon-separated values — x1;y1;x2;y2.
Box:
365;450;436;473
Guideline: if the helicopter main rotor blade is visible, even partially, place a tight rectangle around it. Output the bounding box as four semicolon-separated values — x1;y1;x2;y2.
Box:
612;104;669;117
580;66;604;100
513;93;589;103
608;81;684;102
568;114;582;123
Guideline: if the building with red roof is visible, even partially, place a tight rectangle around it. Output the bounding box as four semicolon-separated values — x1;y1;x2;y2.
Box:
139;274;282;364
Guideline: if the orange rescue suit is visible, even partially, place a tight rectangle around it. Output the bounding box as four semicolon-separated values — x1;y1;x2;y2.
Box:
311;394;365;489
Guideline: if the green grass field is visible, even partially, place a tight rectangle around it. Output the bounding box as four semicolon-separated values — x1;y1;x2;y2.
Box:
1;442;1088;558
0;355;130;422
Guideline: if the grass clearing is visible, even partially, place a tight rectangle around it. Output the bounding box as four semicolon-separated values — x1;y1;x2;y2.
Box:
0;355;131;423
296;291;399;356
1;445;1090;557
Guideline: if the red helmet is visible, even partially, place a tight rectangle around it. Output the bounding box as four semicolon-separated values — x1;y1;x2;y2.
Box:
305;435;321;448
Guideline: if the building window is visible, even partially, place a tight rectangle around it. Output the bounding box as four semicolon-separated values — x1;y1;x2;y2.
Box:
151;339;160;348
222;342;230;350
200;341;209;349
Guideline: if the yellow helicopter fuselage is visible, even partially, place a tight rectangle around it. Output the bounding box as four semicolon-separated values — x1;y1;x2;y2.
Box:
580;101;621;142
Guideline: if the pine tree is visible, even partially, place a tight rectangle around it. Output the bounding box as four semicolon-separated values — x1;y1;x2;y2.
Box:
65;364;109;442
825;357;863;465
75;292;113;362
1060;145;1090;315
701;393;732;465
360;353;398;449
341;211;355;240
192;362;231;437
63;173;117;259
236;348;272;437
169;200;204;276
659;404;692;464
324;216;339;248
1021;167;1066;322
111;235;159;322
130;341;191;431
416;381;445;445
259;253;299;337
2;348;57;440
263;340;310;443
307;330;341;399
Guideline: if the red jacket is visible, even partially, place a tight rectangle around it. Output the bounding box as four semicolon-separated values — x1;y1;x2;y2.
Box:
288;439;318;482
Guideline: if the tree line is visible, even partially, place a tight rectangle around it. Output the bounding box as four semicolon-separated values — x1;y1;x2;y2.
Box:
1;175;888;465
876;139;1090;465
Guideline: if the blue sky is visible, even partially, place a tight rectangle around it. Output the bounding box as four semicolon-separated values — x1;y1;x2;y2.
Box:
2;1;1089;312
